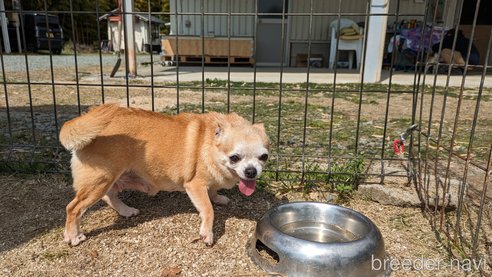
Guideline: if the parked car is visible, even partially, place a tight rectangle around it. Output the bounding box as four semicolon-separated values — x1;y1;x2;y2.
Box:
23;13;64;54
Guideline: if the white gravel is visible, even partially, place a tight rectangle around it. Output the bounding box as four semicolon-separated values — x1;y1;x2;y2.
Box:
0;53;159;73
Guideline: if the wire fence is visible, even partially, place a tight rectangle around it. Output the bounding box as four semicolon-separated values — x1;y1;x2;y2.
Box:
0;0;491;274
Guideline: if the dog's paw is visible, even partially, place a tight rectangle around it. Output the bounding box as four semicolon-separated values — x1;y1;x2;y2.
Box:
118;206;140;218
64;231;87;246
71;233;87;246
211;194;230;205
200;228;214;246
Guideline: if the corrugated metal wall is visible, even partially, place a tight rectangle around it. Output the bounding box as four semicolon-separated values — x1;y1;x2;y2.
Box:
170;0;430;41
289;0;367;42
169;0;255;37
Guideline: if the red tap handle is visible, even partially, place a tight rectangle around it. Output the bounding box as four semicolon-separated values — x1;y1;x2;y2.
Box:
393;138;404;156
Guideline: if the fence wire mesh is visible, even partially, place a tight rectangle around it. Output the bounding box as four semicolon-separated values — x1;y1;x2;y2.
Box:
0;0;491;274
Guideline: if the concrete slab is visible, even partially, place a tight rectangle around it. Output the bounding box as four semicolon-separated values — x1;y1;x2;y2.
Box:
134;64;491;88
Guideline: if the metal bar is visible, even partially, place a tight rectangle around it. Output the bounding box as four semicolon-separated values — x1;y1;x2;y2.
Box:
0;44;12;144
226;0;231;114
418;0;446;212
121;0;131;107
434;0;465;229
471;145;491;258
16;7;36;145
353;1;371;186
326;0;343;188
1;3;491;267
200;0;205;113
0;80;425;94
148;0;155;111
251;1;258;124
69;0;81;114
459;7;492;253
42;0;59;143
353;0;369;156
174;0;180;114
447;0;482;237
299;0;315;183
95;0;106;104
274;0;288;181
379;0;402;183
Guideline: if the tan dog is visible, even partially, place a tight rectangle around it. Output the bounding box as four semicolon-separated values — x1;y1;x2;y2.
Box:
60;104;269;246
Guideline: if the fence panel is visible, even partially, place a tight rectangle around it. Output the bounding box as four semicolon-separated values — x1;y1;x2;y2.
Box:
0;0;490;274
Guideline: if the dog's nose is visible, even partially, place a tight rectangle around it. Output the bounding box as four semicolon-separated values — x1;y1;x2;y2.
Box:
244;167;257;179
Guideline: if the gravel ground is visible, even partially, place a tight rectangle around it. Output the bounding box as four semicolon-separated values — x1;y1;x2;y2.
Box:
0;53;159;73
0;53;489;276
0;174;483;277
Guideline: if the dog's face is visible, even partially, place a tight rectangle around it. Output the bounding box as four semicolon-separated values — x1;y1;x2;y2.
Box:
215;114;269;196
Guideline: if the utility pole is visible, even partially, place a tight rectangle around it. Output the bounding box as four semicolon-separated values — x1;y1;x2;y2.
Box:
123;0;137;77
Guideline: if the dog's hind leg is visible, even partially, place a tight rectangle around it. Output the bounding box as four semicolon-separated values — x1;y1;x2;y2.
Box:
64;174;115;246
102;186;140;217
208;189;230;205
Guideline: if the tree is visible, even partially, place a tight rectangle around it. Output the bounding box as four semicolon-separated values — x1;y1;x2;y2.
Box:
8;0;169;47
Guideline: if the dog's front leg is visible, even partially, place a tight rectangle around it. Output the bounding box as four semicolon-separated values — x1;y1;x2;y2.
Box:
184;180;214;246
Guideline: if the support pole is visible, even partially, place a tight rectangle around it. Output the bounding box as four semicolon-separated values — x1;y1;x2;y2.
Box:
123;0;137;77
363;0;389;83
0;0;11;53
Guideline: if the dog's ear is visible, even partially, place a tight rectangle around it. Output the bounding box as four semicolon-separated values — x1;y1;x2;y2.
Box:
253;123;270;145
215;124;223;139
253;123;265;133
227;112;250;127
210;112;229;140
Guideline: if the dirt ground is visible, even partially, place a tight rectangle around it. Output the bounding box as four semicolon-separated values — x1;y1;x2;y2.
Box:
0;63;490;276
0;173;485;277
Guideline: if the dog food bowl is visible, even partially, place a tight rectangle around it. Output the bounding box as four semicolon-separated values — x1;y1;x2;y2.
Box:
247;202;390;277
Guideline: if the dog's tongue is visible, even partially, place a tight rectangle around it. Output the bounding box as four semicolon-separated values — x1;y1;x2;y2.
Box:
239;179;256;196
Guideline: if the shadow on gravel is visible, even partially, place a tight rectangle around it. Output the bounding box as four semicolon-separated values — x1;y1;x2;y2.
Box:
85;187;286;245
0;173;285;253
0;104;287;252
0;174;73;253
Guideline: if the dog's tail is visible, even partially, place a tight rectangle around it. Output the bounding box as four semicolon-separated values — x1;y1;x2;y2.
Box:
59;104;120;151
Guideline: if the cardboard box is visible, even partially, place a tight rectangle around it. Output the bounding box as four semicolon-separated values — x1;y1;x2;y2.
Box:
296;54;324;68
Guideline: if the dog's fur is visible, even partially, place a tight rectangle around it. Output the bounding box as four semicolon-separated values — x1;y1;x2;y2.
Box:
60;104;269;246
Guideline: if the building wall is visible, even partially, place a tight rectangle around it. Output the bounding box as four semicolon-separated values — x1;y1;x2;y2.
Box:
110;20;151;52
288;0;431;42
168;0;461;66
289;0;366;42
170;0;435;40
169;0;255;37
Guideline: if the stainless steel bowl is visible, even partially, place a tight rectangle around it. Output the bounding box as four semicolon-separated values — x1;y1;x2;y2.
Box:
247;202;390;277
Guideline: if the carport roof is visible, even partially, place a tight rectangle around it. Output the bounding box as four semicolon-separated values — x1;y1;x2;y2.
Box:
98;9;165;25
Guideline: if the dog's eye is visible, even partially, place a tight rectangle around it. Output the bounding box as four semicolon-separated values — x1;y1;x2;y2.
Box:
259;154;269;161
229;154;241;163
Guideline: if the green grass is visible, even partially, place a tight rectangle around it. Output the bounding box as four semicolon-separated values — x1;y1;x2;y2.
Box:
1;81;490;197
40;249;70;261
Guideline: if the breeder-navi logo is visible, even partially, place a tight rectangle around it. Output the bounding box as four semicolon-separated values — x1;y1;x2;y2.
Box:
371;255;487;272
